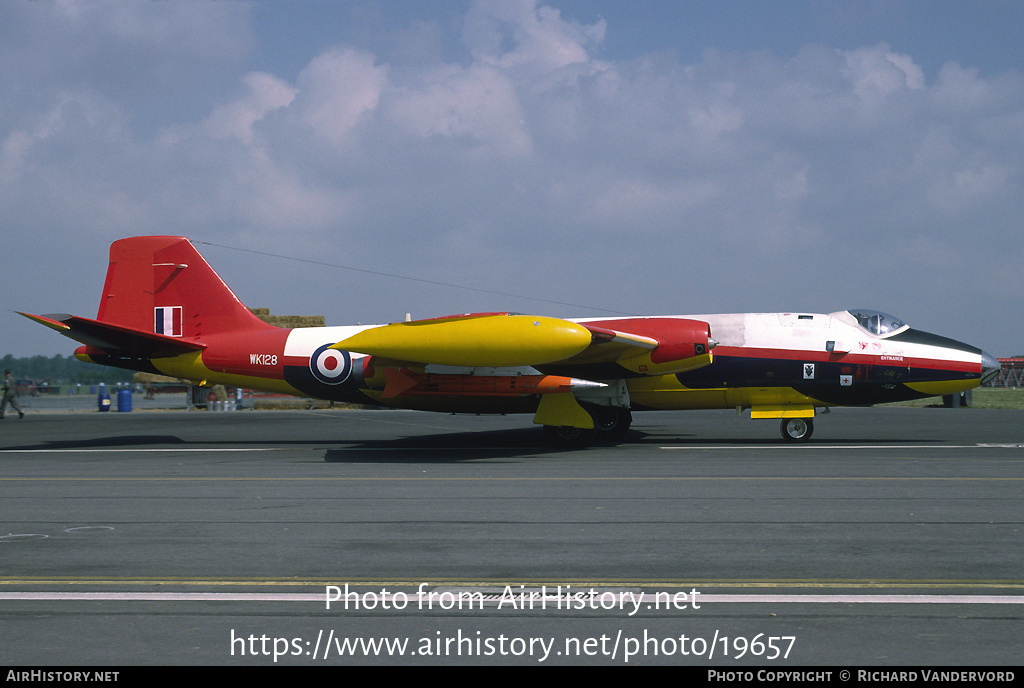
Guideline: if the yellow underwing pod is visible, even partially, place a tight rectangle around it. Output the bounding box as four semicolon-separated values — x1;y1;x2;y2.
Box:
333;313;593;367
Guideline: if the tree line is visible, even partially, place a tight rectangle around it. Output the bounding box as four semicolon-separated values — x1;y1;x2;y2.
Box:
1;354;135;386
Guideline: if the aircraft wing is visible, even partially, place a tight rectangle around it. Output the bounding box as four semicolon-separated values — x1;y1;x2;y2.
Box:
331;312;713;376
18;312;206;359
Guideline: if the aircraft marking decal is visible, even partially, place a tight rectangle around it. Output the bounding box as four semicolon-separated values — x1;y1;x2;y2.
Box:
154;306;182;337
310;343;352;385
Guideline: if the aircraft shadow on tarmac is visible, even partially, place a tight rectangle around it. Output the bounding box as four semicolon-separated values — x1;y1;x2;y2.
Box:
629;434;943;446
0;427;943;461
1;434;188;452
0;426;558;461
321;428;943;463
324;426;568;462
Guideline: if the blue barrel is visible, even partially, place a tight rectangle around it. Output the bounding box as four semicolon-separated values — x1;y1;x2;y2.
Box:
98;394;110;412
116;388;132;412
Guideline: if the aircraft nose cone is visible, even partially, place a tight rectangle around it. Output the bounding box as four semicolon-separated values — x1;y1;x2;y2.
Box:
980;350;1001;385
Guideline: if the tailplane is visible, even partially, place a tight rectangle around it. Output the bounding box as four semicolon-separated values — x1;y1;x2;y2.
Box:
19;312;206;358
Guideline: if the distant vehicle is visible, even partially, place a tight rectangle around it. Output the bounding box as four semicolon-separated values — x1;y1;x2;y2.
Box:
21;236;999;447
14;379;36;396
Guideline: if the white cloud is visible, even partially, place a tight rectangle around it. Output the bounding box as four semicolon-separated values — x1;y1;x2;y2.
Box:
841;44;925;109
203;73;296;145
930;164;1010;212
464;0;605;73
886;51;926;90
388;64;532;157
3;1;1024;356
295;47;389;147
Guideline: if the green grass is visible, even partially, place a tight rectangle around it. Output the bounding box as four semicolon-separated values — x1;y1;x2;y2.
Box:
883;387;1024;410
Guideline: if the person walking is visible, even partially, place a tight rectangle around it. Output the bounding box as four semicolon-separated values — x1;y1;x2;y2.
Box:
2;369;24;419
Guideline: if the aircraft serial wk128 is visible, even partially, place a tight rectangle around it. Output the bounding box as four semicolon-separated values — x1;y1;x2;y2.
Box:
21;236;999;447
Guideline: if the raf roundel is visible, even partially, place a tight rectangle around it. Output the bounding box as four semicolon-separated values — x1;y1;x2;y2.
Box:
309;344;352;385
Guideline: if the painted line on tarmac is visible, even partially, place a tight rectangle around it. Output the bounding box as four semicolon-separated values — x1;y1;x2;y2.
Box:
660;444;1024;450
0;448;288;453
4;577;1021;588
1;591;1021;605
1;443;1021;454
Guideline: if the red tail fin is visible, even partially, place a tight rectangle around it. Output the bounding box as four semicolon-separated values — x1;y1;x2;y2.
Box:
96;236;273;340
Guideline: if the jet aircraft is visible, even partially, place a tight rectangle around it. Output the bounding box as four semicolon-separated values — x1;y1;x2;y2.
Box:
21;236;999;447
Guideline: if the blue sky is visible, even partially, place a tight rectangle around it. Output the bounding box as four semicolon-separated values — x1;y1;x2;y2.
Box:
3;0;1022;359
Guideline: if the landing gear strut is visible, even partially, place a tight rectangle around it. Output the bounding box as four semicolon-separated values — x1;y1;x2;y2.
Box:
780;418;814;442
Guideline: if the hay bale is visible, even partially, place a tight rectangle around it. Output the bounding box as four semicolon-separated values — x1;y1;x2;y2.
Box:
249;309;325;328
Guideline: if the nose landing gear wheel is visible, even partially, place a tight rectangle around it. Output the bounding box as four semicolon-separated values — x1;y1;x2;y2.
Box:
780;418;814;442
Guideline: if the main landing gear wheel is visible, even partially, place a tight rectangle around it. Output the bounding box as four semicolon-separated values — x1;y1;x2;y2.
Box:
543;423;597;449
780;418;814;443
543;406;632;449
592;406;632;443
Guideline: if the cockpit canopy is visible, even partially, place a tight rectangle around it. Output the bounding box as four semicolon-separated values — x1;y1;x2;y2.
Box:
847;309;908;337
